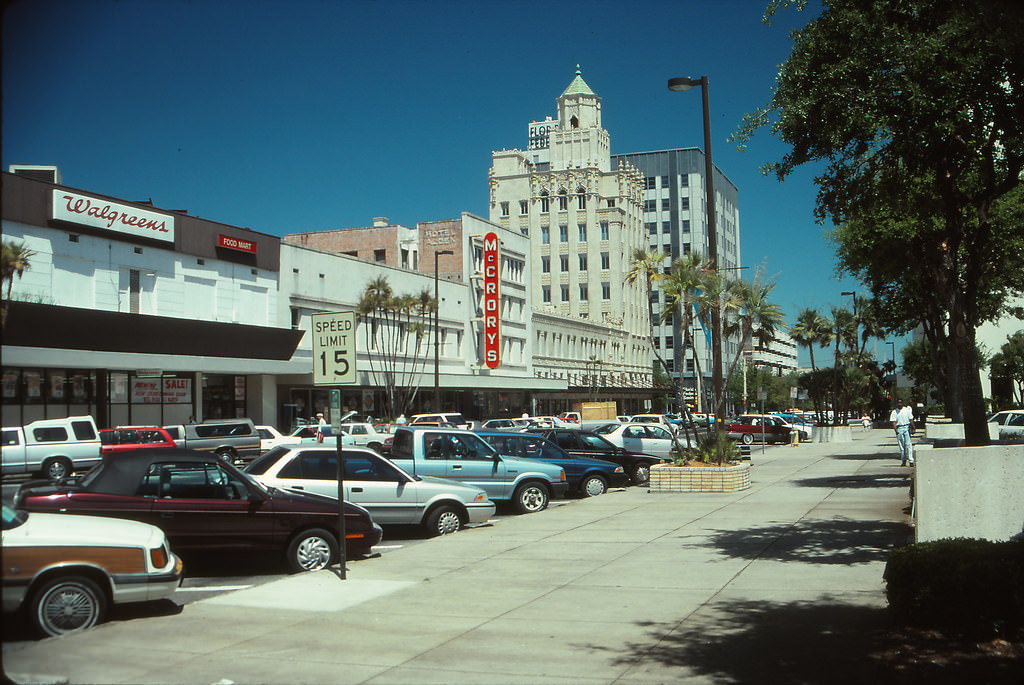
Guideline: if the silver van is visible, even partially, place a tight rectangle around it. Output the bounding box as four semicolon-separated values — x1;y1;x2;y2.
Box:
162;419;260;463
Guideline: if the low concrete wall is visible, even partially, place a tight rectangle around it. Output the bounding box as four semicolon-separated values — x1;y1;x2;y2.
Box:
915;444;1024;543
924;421;1000;441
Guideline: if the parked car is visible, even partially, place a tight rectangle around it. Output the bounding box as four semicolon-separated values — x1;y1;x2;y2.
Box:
15;449;383;573
524;428;666;484
557;412;581;424
769;413;814;441
387;427;568;513
255;425;302;452
335;422;391;452
161;419;261;464
2;502;183;637
288;425;355;445
410;413;470;430
988;409;1024;438
100;427;178;455
591;422;688;460
244;445;495;536
726;415;792;445
2;415;102;480
480;418;531;431
629;413;683;434
476;431;627;497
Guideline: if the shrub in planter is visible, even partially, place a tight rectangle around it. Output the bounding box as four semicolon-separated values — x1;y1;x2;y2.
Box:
884;538;1024;634
685;430;739;465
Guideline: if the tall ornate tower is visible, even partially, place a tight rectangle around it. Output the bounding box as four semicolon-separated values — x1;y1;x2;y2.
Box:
488;67;651;387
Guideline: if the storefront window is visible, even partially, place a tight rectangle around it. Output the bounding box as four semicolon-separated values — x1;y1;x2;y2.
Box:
2;370;20;404
23;371;43;404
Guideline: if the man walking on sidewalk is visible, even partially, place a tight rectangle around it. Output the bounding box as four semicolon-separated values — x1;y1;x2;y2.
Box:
889;398;915;466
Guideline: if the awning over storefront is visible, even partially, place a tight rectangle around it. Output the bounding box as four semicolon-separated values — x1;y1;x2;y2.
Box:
3;301;303;361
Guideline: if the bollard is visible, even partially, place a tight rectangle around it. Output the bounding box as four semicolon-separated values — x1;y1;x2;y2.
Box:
790;429;799;447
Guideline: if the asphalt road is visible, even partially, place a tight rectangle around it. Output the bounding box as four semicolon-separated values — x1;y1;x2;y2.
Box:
0;485;582;645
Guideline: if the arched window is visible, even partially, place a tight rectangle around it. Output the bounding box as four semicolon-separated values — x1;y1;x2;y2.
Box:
570;116;579;129
540;190;550;213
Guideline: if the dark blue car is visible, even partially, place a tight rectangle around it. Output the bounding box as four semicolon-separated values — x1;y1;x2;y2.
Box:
476;431;628;497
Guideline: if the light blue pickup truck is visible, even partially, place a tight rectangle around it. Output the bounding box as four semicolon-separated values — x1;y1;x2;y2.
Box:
387;426;568;513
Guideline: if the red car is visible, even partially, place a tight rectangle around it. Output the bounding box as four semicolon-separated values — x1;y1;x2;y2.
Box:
99;427;177;455
725;415;793;445
16;449;383;572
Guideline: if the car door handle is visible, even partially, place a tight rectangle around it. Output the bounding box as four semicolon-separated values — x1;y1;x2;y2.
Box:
451;465;462;470
292;485;304;490
160;512;174;519
351;487;363;492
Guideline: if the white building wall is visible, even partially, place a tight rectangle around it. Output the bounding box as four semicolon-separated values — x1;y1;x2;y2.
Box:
2;220;278;326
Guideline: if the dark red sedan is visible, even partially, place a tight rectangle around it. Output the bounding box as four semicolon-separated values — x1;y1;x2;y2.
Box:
15;448;382;572
725;414;792;445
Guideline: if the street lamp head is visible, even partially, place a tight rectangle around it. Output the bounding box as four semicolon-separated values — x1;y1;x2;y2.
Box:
841;291;856;297
668;77;703;92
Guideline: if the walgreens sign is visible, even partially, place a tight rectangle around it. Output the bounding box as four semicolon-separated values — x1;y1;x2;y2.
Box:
482;232;501;369
52;190;174;243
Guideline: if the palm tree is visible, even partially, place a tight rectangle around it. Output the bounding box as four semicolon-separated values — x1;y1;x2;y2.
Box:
355;277;437;420
661;253;714;449
721;269;784;409
2;239;36;301
1;239;36;328
790;308;831;420
625;247;669;384
829;306;857;424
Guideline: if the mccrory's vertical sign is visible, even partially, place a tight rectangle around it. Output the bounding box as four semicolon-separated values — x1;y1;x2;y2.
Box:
483;232;501;369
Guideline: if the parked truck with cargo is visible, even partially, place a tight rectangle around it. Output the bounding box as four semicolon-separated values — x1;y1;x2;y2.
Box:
1;415;102;480
387;426;568;513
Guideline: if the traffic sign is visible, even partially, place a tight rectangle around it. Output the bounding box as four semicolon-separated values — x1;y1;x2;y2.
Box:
312;312;356;385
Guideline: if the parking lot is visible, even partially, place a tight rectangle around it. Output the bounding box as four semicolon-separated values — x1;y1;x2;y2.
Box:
3;434;916;684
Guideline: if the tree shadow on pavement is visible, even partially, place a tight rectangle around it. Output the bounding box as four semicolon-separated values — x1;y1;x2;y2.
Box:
600;598;1023;684
697;518;911;564
828;451;897;461
795;473;912;489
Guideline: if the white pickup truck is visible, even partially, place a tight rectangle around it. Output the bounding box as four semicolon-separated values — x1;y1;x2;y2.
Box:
2;415;102;480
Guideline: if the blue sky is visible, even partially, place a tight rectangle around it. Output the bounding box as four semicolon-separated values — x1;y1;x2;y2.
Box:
2;0;876;365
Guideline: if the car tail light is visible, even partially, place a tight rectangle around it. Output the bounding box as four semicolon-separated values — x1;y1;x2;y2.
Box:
150;544;168;569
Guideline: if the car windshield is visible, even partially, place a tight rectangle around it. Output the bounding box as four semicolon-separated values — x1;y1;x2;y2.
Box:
245;447;292;475
579;433;614;449
591;424;616;435
2;503;28;530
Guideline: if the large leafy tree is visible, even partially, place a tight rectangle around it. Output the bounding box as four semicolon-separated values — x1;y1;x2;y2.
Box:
738;0;1024;444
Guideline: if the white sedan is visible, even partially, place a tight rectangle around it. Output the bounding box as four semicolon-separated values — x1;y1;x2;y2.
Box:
244;445;495;536
591;422;691;459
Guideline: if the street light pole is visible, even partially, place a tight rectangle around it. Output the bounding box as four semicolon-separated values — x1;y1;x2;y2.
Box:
434;249;454;412
668;75;722;423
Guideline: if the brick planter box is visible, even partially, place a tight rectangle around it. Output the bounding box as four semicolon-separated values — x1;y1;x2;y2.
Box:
648;462;751;493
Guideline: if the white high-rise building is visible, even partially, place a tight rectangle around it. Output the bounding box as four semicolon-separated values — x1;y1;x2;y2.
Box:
488;67;652;388
611;149;742;409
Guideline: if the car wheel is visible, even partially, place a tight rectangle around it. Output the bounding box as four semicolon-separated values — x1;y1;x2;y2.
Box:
40;457;72;482
30;575;107;637
215;447;237;462
286;528;337;573
630;463;650;485
367;441;383;452
741;433;754;445
581;474;607;497
425;505;464;536
512;482;549;514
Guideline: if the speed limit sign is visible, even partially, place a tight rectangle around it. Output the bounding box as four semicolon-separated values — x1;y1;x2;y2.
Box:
312;312;357;385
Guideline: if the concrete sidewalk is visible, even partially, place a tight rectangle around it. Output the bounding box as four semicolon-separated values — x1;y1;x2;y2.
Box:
4;429;914;684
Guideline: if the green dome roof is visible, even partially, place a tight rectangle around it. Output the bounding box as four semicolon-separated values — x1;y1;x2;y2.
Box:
561;64;596;97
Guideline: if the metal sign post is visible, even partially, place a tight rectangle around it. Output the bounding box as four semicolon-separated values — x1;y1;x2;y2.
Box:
311;313;357;579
